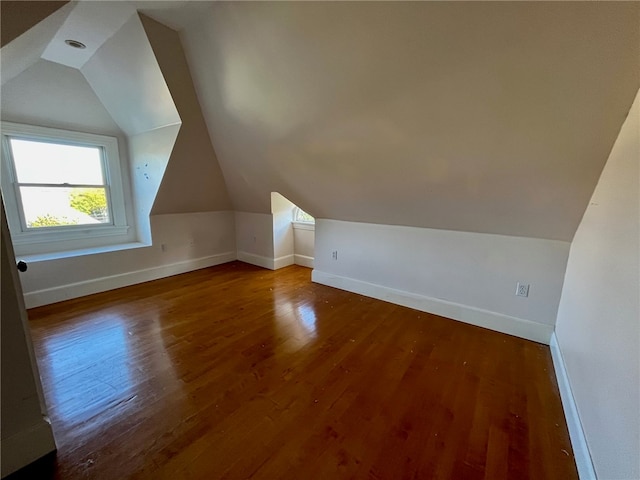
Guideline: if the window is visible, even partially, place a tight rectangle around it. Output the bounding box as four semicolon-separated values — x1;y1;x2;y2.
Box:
293;207;315;231
1;122;130;255
294;207;314;223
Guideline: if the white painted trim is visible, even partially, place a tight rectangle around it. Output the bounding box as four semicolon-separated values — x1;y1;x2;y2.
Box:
292;221;315;231
237;251;313;270
550;333;596;480
237;251;274;270
311;270;553;344
273;254;294;270
19;242;147;263
1;121;132;256
23;252;236;308
0;418;56;478
294;254;314;268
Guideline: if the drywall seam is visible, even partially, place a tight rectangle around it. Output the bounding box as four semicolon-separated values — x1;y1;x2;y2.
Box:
0;418;56;478
23;252;236;308
550;333;597;480
312;270;553;344
294;254;314;268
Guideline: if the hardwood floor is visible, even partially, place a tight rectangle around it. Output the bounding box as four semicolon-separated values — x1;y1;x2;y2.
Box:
21;261;577;479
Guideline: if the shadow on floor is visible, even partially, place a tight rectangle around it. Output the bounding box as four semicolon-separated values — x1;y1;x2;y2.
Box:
5;452;58;480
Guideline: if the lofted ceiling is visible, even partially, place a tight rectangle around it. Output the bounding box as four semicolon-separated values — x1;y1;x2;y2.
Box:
173;1;639;241
3;1;640;242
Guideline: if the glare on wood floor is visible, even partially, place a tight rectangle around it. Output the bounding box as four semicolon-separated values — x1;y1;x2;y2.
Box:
21;261;577;480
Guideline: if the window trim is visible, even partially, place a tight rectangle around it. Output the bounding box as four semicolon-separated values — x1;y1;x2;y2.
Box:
293;206;315;225
292;221;315;231
1;122;130;254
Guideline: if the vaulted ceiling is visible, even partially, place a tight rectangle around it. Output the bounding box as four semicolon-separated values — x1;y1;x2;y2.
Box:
3;1;639;242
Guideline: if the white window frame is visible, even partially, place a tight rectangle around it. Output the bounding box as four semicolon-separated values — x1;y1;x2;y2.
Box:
292;207;315;230
1;122;130;255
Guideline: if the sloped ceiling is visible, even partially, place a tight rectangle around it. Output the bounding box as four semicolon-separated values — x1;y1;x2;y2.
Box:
0;0;68;47
139;15;232;215
81;13;180;137
4;2;639;242
170;1;639;241
0;1;73;84
42;0;134;69
1;59;123;136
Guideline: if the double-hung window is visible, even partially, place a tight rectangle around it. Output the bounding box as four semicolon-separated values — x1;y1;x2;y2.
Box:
1;122;130;255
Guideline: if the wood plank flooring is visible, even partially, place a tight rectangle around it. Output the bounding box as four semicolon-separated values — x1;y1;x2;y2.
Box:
20;261;577;479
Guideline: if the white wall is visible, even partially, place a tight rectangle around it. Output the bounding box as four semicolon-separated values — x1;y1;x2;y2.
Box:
19;211;236;308
293;225;314;268
313;219;570;343
236;195;315;270
1;203;55;477
555;91;639;480
128;125;180;244
271;192;295;269
235;211;274;270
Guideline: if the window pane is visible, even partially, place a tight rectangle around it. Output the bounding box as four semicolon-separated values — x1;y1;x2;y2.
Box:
10;138;104;185
295;208;315;223
20;187;110;228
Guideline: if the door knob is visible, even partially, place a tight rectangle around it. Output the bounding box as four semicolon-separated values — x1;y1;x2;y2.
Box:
17;260;27;272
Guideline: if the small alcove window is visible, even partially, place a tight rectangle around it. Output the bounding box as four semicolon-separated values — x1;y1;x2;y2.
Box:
293;207;314;224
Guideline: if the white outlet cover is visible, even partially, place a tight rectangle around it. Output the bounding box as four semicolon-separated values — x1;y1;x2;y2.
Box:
516;282;530;297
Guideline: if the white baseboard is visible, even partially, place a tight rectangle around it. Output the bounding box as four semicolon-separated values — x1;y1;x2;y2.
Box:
237;251;274;270
550;333;596;480
294;254;314;268
237;251;296;270
24;252;236;308
0;418;56;478
274;254;294;270
311;270;553;344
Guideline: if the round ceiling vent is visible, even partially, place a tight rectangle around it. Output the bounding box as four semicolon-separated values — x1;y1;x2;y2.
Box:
64;39;86;49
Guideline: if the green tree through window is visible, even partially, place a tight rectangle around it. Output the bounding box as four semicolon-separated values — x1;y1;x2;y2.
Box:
70;188;109;222
29;214;78;228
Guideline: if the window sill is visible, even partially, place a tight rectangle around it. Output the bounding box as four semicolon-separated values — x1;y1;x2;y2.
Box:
13;225;130;245
18;242;148;263
12;224;134;257
292;222;315;231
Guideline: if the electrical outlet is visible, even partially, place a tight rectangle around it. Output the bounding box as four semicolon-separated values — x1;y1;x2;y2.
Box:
332;250;338;260
516;282;529;297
